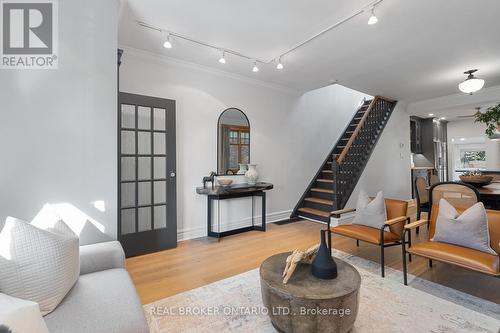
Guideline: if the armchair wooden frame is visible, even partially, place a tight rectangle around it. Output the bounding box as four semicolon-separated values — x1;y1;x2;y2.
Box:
330;204;412;278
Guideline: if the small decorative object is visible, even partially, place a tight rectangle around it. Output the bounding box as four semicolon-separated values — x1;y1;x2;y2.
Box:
202;171;217;189
236;163;248;175
474;102;500;137
216;178;233;187
459;170;493;188
282;243;319;284
311;230;338;280
245;164;259;185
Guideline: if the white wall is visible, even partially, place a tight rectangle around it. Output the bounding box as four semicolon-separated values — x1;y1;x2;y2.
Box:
0;0;118;238
120;47;411;240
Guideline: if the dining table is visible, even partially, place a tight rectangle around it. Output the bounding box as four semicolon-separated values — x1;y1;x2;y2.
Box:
427;182;500;210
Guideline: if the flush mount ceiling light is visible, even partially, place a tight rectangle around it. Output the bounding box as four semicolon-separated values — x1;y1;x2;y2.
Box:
367;7;378;25
458;69;485;94
163;33;172;49
252;61;259;73
137;0;384;72
428;113;434;116
218;51;226;64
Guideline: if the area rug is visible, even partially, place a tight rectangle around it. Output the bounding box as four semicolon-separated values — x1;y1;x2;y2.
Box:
144;249;500;332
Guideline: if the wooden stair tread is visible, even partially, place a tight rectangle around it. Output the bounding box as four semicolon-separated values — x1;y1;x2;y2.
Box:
316;179;334;183
304;197;334;205
311;188;334;194
298;207;331;218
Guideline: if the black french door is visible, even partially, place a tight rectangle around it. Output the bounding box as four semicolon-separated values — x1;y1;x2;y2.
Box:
118;92;176;257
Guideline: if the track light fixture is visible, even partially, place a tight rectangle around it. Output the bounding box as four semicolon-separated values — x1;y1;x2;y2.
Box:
276;57;284;70
139;0;386;72
367;7;378;25
218;51;226;64
252;61;259;73
163;33;172;49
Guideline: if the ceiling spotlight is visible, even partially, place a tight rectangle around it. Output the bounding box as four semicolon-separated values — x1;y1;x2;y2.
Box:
252;61;259;73
276;57;284;70
163;33;172;49
428;113;434;116
368;7;378;25
440;117;446;120
458;69;485;94
218;51;226;64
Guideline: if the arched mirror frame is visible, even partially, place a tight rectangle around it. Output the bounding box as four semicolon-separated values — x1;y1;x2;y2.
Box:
217;108;251;176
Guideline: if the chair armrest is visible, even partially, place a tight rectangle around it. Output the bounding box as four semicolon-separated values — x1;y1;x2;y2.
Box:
404;219;428;230
383;216;408;227
79;240;125;275
331;208;356;218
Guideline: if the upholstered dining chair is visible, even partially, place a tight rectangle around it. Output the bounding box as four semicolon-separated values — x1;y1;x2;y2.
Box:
401;182;498;285
414;177;430;234
429;174;440;186
330;198;410;278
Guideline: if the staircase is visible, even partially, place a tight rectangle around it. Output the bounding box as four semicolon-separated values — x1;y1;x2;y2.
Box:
291;96;397;223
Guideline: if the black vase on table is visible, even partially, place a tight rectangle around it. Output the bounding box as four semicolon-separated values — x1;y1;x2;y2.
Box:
311;229;338;279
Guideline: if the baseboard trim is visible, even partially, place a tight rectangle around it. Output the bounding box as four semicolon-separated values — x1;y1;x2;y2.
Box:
177;210;292;241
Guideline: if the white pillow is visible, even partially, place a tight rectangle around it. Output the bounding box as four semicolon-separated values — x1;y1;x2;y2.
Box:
0;293;49;333
352;190;387;229
0;217;79;316
432;199;496;255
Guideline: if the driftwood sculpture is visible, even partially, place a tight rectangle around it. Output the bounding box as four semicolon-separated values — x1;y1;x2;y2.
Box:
282;243;319;284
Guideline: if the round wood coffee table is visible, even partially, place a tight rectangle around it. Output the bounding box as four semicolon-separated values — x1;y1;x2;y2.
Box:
260;252;361;333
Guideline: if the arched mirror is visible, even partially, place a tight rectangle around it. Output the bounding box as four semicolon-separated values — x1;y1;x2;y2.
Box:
217;108;250;175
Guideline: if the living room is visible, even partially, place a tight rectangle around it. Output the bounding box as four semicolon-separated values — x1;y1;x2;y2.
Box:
1;0;499;332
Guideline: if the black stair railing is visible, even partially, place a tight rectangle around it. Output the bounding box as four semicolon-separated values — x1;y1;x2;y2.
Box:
332;96;397;209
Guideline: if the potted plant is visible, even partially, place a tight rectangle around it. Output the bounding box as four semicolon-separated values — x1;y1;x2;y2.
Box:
474;102;500;136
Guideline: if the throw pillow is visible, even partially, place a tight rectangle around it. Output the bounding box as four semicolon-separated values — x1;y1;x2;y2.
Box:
0;293;49;333
0;217;79;316
432;199;496;255
352;190;387;229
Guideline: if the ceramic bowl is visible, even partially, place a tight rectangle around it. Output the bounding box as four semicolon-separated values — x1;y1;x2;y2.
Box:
459;175;493;188
217;178;233;187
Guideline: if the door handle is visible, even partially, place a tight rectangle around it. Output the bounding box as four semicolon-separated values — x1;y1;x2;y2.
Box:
170;171;176;178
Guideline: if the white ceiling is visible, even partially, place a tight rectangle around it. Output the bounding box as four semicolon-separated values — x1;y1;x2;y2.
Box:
118;0;500;102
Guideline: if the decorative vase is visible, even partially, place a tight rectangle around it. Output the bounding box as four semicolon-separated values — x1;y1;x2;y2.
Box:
311;230;338;280
237;163;248;175
245;164;259;185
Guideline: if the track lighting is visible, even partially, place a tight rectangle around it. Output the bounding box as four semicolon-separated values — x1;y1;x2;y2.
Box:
252;62;259;73
163;33;172;49
458;69;485;94
218;51;226;64
367;7;378;25
276;57;284;70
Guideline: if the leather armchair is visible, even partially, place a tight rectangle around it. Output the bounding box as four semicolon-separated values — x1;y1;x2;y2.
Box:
331;198;410;277
402;205;500;285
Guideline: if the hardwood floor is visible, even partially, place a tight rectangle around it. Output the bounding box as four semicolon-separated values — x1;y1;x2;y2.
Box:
126;209;500;305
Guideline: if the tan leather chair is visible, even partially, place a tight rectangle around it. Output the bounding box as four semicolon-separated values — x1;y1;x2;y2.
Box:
331;198;410;278
402;182;499;285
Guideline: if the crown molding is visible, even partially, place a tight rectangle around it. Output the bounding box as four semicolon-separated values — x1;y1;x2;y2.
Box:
118;45;302;96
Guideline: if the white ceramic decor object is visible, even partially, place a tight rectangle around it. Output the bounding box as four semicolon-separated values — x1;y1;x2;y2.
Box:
245;164;259;185
237;164;248;175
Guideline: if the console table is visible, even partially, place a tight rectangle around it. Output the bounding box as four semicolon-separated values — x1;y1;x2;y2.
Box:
196;182;273;238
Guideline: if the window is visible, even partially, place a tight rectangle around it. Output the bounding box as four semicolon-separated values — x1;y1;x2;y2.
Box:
223;126;250;174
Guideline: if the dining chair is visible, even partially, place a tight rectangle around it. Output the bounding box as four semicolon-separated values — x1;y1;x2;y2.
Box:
430;174;440;186
414;177;430;234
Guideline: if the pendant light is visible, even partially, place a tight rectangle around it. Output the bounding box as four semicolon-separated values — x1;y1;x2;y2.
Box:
458;69;485;94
